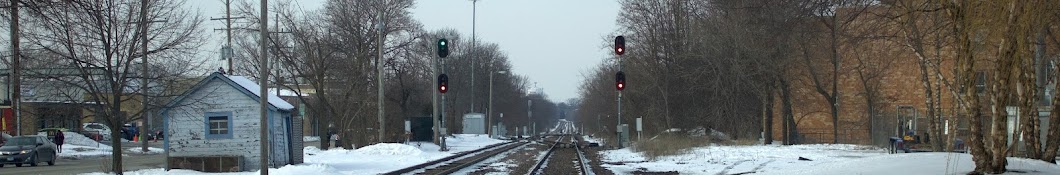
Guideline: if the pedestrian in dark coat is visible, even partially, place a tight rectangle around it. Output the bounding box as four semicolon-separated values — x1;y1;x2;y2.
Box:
54;131;65;153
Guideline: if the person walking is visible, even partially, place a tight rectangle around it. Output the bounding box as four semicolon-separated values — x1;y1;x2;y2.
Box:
54;131;65;153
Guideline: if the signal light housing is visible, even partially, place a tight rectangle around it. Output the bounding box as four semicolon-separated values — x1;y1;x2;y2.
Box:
438;74;449;93
437;39;450;58
615;36;626;56
616;71;626;91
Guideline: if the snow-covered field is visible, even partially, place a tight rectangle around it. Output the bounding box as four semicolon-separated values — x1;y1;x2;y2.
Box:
602;143;1060;175
72;132;1060;175
51;132;164;159
80;134;506;175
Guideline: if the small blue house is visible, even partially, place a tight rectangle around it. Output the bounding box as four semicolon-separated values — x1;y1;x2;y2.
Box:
163;72;302;172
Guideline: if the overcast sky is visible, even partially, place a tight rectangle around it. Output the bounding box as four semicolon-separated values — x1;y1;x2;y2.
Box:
191;0;621;103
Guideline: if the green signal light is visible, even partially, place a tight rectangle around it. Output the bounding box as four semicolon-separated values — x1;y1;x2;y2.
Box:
437;38;450;58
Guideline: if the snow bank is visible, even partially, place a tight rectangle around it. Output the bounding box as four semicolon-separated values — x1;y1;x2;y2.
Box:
772;153;1060;175
304;146;323;155
301;134;505;175
61;145;114;159
83;134;508;175
64;132;104;147
353;143;422;156
602;144;888;174
446;134;505;148
58;132;117;159
602;144;1060;175
78;164;344;175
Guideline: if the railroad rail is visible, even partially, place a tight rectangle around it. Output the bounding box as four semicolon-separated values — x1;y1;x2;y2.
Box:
383;141;526;175
529;134;591;175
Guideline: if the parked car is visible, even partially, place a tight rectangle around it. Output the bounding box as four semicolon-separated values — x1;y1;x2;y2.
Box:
148;129;164;140
0;135;57;167
121;124;139;141
82;123;112;141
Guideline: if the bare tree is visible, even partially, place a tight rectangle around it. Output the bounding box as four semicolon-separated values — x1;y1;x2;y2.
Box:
11;0;204;173
887;0;955;152
1042;2;1060;163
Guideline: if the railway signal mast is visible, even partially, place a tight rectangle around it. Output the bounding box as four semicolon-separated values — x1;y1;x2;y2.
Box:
436;38;450;151
614;36;627;148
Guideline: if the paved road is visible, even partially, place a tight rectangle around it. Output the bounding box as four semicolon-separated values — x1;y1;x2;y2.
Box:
0;154;164;175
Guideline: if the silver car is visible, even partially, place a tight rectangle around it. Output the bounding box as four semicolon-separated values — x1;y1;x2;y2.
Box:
0;136;57;167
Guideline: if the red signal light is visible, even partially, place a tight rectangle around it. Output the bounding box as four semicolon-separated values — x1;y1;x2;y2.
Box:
438;74;449;93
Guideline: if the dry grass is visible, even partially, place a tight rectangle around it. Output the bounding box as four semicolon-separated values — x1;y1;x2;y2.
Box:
633;133;708;160
98;157;112;173
726;139;760;146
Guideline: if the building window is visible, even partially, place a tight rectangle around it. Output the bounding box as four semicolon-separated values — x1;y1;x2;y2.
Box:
975;71;987;94
205;112;233;139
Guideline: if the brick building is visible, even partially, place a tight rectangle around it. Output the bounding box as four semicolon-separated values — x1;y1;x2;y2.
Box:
770;4;1059;147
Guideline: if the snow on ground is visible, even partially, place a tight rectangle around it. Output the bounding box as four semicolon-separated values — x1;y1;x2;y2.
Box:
304;134;504;174
79;164;343;175
582;135;605;146
56;132;163;158
81;134;505;175
59;132;114;159
304;136;320;142
601;144;1060;175
124;147;164;155
61;144;114;159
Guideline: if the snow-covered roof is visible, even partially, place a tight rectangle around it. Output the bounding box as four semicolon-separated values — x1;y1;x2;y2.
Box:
227;75;295;110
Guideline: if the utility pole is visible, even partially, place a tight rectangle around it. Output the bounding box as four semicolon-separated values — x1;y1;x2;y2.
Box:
135;0;167;153
8;0;21;136
376;11;386;144
258;0;269;173
210;0;245;75
139;0;150;154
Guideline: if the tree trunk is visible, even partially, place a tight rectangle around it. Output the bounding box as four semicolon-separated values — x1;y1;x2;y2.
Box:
918;60;944;151
1043;63;1060;162
947;1;993;172
1019;46;1041;159
1042;23;1060;164
764;93;775;145
110;95;124;174
781;79;797;145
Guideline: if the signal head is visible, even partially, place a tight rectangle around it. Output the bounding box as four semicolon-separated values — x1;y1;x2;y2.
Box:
437;39;450;58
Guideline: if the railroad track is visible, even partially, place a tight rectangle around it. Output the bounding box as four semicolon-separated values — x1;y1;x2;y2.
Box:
529;135;592;175
383;141;527;175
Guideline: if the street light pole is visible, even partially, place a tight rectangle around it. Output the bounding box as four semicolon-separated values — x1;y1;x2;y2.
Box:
470;0;478;113
488;70;505;138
